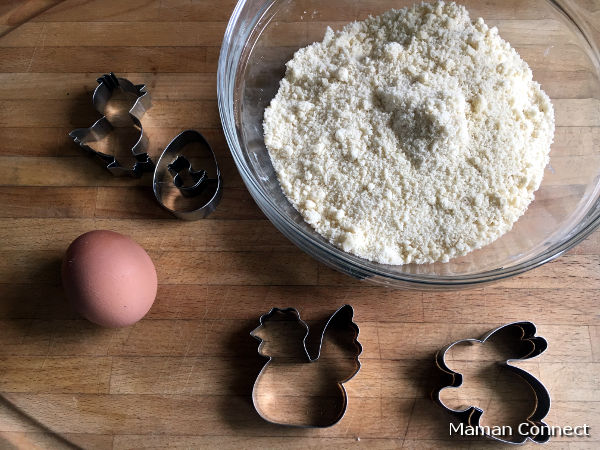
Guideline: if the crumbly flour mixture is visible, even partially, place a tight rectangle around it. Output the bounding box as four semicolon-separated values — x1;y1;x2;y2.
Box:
263;1;554;264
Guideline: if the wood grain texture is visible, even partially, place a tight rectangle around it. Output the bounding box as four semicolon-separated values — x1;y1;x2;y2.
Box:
1;0;599;449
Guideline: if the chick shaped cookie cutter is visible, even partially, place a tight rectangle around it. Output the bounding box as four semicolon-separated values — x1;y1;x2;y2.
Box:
167;155;209;198
250;305;362;428
432;321;551;445
69;73;154;177
153;130;222;220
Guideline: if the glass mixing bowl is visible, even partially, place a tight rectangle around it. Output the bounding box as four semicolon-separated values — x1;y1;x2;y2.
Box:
218;0;600;288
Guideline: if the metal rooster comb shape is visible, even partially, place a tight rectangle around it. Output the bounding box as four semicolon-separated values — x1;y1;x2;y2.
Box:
250;305;362;428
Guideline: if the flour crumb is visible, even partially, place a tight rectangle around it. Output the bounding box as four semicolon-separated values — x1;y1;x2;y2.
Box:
263;1;555;265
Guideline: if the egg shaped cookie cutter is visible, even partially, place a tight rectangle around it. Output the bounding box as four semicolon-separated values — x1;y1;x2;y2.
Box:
250;305;362;428
167;155;209;198
69;73;154;177
432;321;551;445
153;130;223;220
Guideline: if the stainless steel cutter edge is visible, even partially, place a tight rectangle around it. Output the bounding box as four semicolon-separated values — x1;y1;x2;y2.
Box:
152;129;223;220
69;73;154;177
250;304;362;428
432;321;551;445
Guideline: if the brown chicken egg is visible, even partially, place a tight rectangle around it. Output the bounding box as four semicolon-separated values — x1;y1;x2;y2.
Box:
61;230;157;327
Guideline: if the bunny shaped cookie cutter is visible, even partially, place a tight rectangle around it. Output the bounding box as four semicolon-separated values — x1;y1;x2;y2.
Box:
69;73;154;177
432;321;551;445
250;305;362;428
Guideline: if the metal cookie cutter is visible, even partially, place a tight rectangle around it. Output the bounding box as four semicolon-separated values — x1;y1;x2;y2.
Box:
69;73;154;177
153;130;222;220
432;321;550;445
250;305;362;428
168;155;209;198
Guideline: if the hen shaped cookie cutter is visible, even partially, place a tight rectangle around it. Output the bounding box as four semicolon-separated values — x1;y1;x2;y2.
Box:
69;73;154;177
432;321;551;445
250;305;362;428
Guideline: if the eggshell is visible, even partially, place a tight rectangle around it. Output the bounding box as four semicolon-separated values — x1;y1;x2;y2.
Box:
61;230;157;327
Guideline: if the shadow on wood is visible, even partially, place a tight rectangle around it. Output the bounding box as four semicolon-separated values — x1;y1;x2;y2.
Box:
2;256;70;325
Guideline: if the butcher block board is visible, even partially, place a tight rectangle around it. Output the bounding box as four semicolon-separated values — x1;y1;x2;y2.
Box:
0;0;599;448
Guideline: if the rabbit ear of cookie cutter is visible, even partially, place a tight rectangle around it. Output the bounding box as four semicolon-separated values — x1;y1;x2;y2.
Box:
432;321;551;445
68;72;154;177
153;130;223;220
250;305;362;428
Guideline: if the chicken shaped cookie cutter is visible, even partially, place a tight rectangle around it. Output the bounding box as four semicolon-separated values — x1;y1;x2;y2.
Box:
251;305;362;427
432;321;551;445
69;73;154;177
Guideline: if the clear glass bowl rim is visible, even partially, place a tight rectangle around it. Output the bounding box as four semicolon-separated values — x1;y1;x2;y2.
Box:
217;0;600;287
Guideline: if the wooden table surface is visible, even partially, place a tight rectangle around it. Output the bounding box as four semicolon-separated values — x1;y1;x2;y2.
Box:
1;0;600;449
